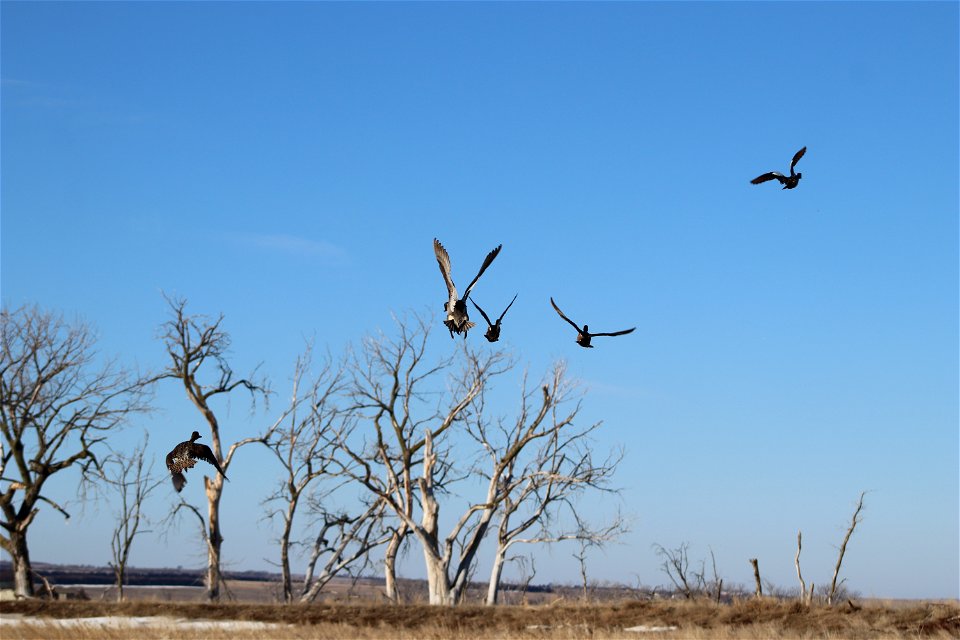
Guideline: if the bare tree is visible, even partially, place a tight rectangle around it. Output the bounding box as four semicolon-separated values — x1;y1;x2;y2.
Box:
574;539;591;602
260;344;391;603
654;542;695;599
828;491;866;606
795;530;814;605
0;305;151;597
338;313;528;605
482;367;625;605
297;492;391;602
749;558;763;598
102;434;164;601
157;296;269;601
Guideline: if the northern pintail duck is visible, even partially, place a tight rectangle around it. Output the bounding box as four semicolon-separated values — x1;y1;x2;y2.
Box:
751;146;806;189
433;238;502;339
550;297;635;348
470;293;517;343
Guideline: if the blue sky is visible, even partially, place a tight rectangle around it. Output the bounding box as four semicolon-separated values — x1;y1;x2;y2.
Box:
2;2;957;599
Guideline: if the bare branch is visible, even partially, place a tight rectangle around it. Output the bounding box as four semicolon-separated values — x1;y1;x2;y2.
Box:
828;491;867;606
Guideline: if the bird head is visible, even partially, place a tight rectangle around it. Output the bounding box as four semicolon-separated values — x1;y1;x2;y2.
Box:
190;430;202;442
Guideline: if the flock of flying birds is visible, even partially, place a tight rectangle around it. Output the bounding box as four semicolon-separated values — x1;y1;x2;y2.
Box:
433;145;808;347
165;146;808;491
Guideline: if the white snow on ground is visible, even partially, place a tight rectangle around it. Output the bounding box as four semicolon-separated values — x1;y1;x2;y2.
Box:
0;614;290;631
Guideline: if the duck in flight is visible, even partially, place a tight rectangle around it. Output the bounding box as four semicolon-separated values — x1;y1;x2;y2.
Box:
165;430;228;492
550;297;635;348
434;238;502;339
470;293;518;343
750;146;807;189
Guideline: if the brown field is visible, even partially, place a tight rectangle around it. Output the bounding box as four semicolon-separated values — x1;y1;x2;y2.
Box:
1;592;958;640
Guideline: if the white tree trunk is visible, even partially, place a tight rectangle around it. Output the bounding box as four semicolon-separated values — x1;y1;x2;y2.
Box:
485;547;507;606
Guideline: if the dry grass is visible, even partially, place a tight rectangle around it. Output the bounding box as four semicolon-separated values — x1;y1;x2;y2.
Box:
1;597;958;639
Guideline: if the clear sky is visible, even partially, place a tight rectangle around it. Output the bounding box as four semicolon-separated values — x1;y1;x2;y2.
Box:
2;2;957;600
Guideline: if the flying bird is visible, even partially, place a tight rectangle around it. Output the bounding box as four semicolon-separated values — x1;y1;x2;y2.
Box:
165;430;227;492
550;297;635;348
750;146;807;189
470;293;518;343
434;238;502;339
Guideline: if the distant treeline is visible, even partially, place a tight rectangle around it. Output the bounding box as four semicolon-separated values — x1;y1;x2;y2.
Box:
0;561;558;595
0;561;281;588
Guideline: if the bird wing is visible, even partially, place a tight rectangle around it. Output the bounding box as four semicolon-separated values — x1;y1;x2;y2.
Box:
790;146;807;173
433;238;458;305
470;298;493;327
550;297;583;332
190;443;225;475
750;172;785;185
462;244;502;300
591;327;637;338
165;450;177;471
497;293;518;323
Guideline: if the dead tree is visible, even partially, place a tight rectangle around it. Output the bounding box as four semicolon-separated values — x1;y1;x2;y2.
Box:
260;344;391;603
337;312;524;605
481;368;626;606
297;492;391;602
102;434;164;601
0;305;151;597
795;530;814;605
749;558;763;598
654;543;695;599
157;296;269;601
828;491;866;606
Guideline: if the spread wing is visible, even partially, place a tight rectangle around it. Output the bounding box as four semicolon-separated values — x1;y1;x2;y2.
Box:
591;327;636;338
190;443;226;477
462;244;502;300
790;146;807;172
750;172;785;185
433;238;458;305
470;298;493;327
497;293;518;323
550;297;582;332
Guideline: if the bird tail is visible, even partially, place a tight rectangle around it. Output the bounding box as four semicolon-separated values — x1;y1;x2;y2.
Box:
171;472;186;493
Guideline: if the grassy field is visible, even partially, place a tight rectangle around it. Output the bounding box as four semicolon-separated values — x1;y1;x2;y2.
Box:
2;595;958;639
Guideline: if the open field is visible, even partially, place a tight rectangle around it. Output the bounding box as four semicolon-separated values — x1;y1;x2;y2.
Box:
2;597;958;640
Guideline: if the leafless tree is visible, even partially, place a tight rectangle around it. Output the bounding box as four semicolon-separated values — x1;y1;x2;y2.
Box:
513;554;536;605
574;539;591;602
749;557;763;598
691;547;723;604
0;305;152;597
102;434;164;601
260;344;391;603
335;312;624;606
157;296;269;601
481;367;625;605
654;542;695;599
336;313;512;605
828;491;866;606
795;530;814;605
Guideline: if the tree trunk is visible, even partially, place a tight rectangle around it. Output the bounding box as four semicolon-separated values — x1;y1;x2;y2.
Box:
10;531;34;598
205;476;224;601
383;525;406;603
485;547;507;606
423;547;453;606
749;558;762;598
279;497;298;603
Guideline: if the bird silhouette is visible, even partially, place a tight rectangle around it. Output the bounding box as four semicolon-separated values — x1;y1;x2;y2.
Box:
165;430;227;492
550;297;635;348
750;146;807;189
434;238;502;339
470;293;518;343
